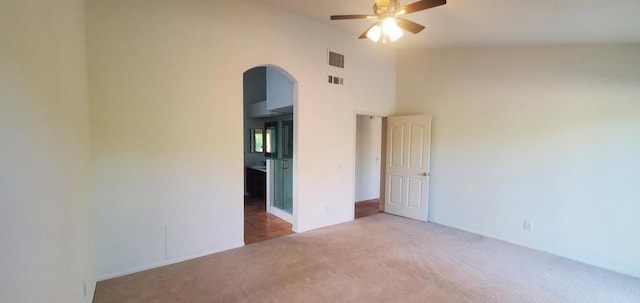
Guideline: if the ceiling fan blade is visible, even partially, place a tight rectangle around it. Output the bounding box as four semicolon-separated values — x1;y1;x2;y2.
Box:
396;18;426;34
358;23;378;39
330;14;376;20
403;0;446;14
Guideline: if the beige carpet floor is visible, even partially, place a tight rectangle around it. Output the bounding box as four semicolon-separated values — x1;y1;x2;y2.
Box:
94;214;640;302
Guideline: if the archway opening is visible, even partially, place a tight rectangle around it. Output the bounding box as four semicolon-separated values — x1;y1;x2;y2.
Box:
242;65;297;245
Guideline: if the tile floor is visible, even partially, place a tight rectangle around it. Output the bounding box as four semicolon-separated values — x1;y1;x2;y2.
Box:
244;195;293;244
244;196;381;244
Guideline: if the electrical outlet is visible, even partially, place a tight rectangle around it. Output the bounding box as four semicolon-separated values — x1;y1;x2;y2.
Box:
523;220;532;232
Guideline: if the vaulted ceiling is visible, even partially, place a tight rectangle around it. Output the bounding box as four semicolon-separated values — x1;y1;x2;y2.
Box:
262;0;640;49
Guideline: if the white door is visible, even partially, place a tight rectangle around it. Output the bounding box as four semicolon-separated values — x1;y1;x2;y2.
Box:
385;115;431;221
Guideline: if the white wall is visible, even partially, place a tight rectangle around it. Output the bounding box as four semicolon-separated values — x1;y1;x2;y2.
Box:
0;0;94;302
87;0;396;279
355;115;382;202
396;44;640;278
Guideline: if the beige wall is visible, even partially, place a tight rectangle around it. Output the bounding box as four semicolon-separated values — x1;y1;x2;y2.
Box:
87;0;396;279
396;44;640;277
0;0;94;302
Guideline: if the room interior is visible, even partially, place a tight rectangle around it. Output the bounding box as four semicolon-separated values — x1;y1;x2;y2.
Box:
1;0;639;302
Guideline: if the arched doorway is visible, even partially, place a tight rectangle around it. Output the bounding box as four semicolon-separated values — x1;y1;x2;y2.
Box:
242;65;297;244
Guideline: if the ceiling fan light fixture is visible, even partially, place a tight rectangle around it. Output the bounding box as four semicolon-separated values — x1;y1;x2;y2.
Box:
366;24;382;42
331;0;447;43
382;17;404;42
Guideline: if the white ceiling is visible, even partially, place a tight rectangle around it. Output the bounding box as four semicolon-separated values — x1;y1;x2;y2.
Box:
261;0;640;49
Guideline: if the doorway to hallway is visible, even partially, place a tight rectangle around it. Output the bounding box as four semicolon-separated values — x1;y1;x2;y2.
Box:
354;115;383;220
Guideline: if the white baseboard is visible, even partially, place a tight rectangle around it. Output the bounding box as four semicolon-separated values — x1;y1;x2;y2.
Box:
268;206;294;223
97;241;244;281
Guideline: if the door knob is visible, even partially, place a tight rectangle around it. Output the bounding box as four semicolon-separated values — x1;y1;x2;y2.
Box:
421;172;429;176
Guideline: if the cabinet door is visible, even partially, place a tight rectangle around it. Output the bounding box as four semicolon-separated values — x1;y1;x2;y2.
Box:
246;168;255;195
256;171;266;200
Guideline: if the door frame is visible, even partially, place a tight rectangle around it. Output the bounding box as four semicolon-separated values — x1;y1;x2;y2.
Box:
352;113;432;221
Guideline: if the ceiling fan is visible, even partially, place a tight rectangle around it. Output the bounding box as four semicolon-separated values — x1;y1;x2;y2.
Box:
330;0;446;43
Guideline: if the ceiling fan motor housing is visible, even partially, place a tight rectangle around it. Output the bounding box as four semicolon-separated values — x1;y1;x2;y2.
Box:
373;0;404;16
